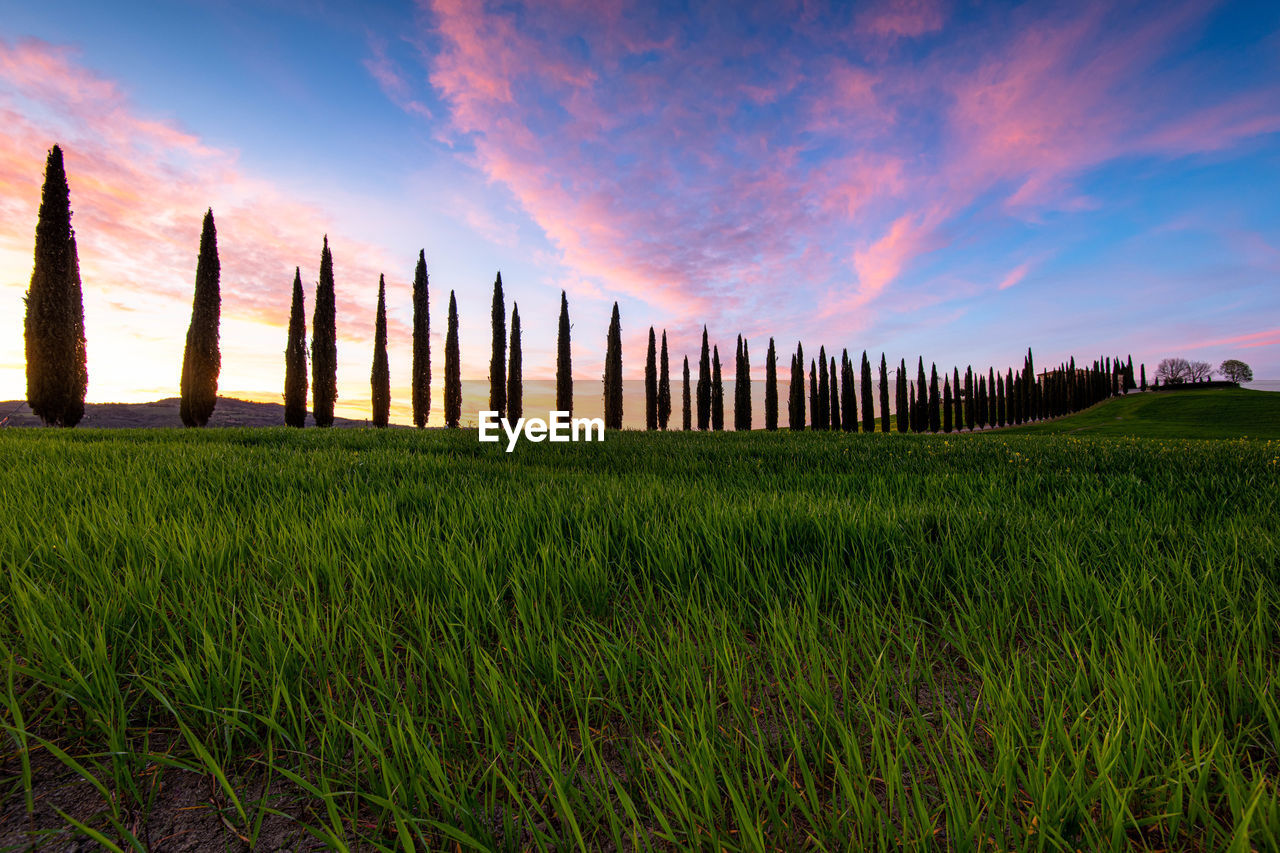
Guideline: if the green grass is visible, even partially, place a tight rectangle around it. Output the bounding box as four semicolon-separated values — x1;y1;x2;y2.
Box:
1001;388;1280;439
1;427;1278;850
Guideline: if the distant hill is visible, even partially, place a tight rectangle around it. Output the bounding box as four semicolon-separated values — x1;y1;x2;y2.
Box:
0;397;372;429
1000;388;1280;440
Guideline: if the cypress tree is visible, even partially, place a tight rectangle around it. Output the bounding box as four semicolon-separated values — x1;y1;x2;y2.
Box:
815;346;828;429
790;345;806;430
284;268;308;428
658;331;671;429
741;338;753;431
734;335;744;430
977;376;988;428
180;209;220;427
1007;369;1015;422
311;236;338;427
682;356;692;430
861;351;875;432
489;273;506;417
556;291;572;415
896;362;908;433
915;358;927;432
712;345;724;431
953;367;962;431
965;367;975;430
1140;363;1147;391
411;250;430;428
996;373;1005;427
371;275;391;428
880;355;891;433
841;352;856;432
697;327;711;430
988;368;997;427
645;327;658;430
943;378;953;433
765;338;778;430
928;364;941;432
603;302;622;430
444;291;461;427
507;304;522;421
809;360;818;428
24;144;88;428
829;355;840;431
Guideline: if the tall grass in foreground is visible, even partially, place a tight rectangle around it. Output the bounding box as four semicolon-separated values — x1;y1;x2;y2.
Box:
1;429;1277;850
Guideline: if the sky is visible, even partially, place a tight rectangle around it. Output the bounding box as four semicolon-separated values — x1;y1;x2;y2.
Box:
1;0;1277;425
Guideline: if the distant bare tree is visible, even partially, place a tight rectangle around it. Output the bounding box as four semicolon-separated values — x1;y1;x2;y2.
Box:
1188;361;1213;382
1155;357;1191;385
1219;359;1252;383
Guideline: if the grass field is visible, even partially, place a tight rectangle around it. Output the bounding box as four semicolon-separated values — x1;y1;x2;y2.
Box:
1001;388;1280;439
1;422;1278;850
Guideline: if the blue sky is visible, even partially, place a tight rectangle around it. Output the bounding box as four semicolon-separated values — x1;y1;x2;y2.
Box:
1;0;1277;422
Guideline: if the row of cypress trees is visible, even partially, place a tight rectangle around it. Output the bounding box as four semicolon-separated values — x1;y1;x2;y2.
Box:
22;144;1140;431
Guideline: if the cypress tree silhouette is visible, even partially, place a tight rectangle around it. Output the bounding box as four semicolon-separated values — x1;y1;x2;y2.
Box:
996;373;1005;427
25;146;88;427
880;355;891;433
489;273;506;417
895;363;908;432
682;356;692;430
645;327;658;430
701;327;711;427
1140;363;1146;391
411;250;430;428
658;331;671;429
988;368;997;427
953;367;962;430
311;236;338;427
284;269;308;428
809;360;818;429
743;339;753;430
554;290;573;416
790;345;806;430
1007;369;1014;423
915;358;927;432
965;367;975;431
444;291;461;427
943;378;953;433
839;352;854;431
603;302;623;430
712;345;724;430
371;275;390;428
928;364;941;432
977;376;988;429
507;305;522;422
816;346;829;429
765;338;778;430
180;209;221;427
861;351;874;432
829;355;839;431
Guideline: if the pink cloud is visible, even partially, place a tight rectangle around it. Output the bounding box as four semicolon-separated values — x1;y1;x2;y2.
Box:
997;261;1032;291
858;0;948;39
1186;327;1280;350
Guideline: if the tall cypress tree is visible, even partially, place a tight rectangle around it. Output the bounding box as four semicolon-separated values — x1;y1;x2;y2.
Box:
964;367;975;431
1140;363;1146;391
444;291;461;427
743;339;753;431
603;302;623;430
489;273;506;417
712;345;724;431
829;355;839;431
996;373;1005;427
682;356;692;430
371;274;390;428
556;291;572;415
25;145;88;428
943;378;953;433
507;305;522;421
928;364;941;432
790;345;806;430
895;362;908;433
880;355;891;433
953;367;962;431
180;209;220;427
977;376;988;428
697;327;711;430
311;236;338;427
860;351;874;432
915;358;927;432
411;250;430;428
765;337;778;430
816;346;829;429
1007;369;1014;423
284;268;308;428
841;352;856;432
658;331;671;429
988;368;997;427
809;360;818;429
645;327;658;430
